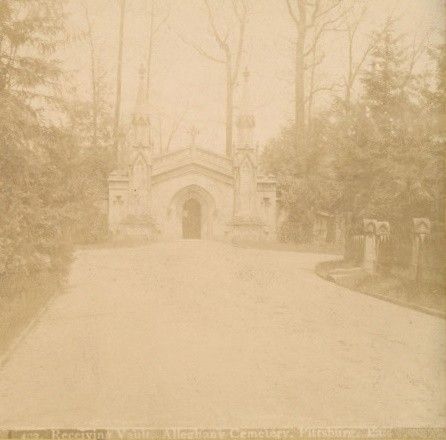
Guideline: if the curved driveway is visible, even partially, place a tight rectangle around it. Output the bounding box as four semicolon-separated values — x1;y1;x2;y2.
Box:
0;240;444;427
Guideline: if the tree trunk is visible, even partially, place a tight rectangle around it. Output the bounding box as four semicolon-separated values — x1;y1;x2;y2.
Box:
226;60;233;157
84;6;98;149
307;41;317;134
113;0;126;165
146;0;154;107
295;28;306;150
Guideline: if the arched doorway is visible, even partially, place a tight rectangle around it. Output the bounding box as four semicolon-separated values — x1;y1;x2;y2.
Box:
169;185;216;239
182;198;201;239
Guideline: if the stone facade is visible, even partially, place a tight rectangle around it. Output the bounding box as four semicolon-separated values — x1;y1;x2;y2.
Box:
108;67;277;241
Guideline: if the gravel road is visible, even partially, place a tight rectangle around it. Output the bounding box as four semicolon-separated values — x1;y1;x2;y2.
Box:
0;240;444;428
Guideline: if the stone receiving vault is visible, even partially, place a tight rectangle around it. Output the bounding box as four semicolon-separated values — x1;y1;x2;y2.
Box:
108;67;277;241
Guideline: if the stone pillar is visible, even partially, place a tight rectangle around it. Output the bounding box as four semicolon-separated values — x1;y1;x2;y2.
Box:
233;67;257;222
128;65;152;219
231;67;264;241
349;234;363;264
129;151;151;217
375;221;391;272
362;219;377;272
412;218;431;285
234;152;258;219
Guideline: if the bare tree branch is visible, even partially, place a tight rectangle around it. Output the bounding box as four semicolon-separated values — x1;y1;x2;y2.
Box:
307;0;320;27
304;4;350;57
313;0;342;22
165;108;188;152
304;51;324;70
231;0;247;83
153;2;170;35
146;0;171;105
349;39;374;85
112;0;126;164
177;0;248;156
204;0;229;52
306;83;341;102
286;0;345;145
176;31;225;64
82;1;98;148
157;116;163;153
340;3;374;106
401;31;431;89
286;0;300;26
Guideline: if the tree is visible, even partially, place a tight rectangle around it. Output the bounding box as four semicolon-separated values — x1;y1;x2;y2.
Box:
112;0;126;164
0;0;111;277
422;39;446;222
263;15;439;244
341;3;374;108
82;2;99;149
180;0;247;157
145;0;170;110
285;0;342;149
0;0;70;274
80;2;114;169
262;117;339;242
331;20;437;227
156;108;188;154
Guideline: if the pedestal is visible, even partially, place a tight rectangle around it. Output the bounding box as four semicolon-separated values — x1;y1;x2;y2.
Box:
230;218;266;242
116;215;159;242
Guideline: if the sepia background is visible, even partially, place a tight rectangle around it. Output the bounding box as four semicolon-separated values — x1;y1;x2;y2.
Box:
59;0;445;152
0;0;445;433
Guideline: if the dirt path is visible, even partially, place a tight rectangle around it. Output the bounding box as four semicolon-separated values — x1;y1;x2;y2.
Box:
0;240;444;428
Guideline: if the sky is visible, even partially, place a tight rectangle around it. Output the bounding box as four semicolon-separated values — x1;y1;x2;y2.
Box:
62;0;445;155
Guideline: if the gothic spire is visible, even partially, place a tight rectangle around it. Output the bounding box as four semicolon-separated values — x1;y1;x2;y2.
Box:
236;67;255;148
131;64;151;147
133;64;149;122
240;67;252;117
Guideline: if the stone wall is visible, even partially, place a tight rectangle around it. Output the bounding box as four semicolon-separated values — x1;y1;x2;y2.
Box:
344;217;445;287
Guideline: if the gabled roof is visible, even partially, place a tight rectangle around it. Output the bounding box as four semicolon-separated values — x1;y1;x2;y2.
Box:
109;145;277;189
152;147;233;182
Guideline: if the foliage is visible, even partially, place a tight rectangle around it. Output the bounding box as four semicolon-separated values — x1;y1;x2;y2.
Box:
262;117;340;242
262;20;444;244
332;23;442;228
0;0;112;277
56;89;114;244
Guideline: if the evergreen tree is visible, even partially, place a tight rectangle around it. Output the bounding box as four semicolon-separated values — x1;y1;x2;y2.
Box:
262;116;339;243
332;21;437;226
422;40;446;222
0;0;66;275
0;1;110;277
263;20;442;245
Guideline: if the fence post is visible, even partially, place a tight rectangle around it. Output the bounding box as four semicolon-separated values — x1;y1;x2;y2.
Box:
375;221;391;273
358;234;365;264
362;219;377;273
412;218;431;287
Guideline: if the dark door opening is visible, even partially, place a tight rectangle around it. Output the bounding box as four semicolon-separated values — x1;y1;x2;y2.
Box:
182;198;201;239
